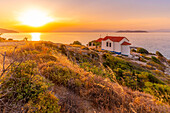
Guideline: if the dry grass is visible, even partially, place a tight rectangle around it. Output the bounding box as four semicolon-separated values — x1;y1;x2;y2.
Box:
1;41;170;113
0;41;27;71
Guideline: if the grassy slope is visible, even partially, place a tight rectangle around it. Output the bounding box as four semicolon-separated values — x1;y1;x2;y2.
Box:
0;41;169;113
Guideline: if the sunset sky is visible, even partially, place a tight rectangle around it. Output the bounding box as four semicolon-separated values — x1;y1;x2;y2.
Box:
0;0;170;32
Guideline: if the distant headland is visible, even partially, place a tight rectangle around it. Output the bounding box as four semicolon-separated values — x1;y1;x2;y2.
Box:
117;30;148;33
0;28;19;33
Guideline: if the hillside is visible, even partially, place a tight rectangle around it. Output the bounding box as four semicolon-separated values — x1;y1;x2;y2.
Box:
0;28;18;33
0;41;169;113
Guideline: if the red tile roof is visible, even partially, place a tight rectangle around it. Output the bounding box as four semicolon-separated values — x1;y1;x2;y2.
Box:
121;41;131;45
102;36;128;42
95;38;103;42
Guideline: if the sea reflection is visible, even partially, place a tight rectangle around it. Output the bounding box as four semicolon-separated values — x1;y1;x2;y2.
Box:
31;33;41;41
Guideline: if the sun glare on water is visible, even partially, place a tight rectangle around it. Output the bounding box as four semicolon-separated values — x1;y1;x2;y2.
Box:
31;33;41;41
18;9;54;27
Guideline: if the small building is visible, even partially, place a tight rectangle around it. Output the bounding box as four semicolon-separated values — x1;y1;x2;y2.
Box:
101;36;131;55
87;38;103;49
87;36;131;56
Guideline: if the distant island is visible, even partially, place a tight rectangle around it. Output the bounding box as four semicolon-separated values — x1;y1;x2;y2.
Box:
0;28;18;33
117;30;148;33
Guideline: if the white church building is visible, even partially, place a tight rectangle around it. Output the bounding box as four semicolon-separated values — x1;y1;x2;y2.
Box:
101;36;131;55
87;36;131;56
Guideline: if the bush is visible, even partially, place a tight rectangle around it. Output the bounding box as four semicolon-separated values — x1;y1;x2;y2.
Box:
144;82;170;102
156;51;164;57
80;62;108;78
28;92;60;113
147;73;164;84
141;54;151;60
168;60;170;65
131;49;136;52
152;70;164;77
59;44;67;55
137;48;149;54
0;61;60;112
147;61;164;71
151;56;161;64
0;37;6;42
72;41;82;45
8;38;13;41
81;46;89;50
37;54;57;62
139;57;147;62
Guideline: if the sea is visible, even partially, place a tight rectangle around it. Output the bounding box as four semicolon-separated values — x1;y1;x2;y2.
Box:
1;32;170;59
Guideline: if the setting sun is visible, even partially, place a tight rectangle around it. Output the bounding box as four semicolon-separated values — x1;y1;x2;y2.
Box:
18;9;54;27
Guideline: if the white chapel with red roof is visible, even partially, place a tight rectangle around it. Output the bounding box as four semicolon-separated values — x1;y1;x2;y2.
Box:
101;36;131;55
88;36;131;56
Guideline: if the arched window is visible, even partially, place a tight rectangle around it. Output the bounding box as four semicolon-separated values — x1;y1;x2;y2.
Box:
106;42;109;47
109;43;111;47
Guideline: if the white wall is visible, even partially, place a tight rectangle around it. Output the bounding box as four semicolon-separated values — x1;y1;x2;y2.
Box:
121;45;130;55
120;38;130;55
114;42;121;52
114;38;129;52
102;39;114;51
119;38;129;44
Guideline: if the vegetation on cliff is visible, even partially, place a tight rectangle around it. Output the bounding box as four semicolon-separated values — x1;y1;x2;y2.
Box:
0;41;169;113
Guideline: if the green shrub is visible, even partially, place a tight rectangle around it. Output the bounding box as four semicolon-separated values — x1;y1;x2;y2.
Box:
28;92;60;113
103;54;134;71
116;68;123;77
59;44;67;55
147;73;164;84
8;38;13;41
37;54;57;62
137;48;149;54
147;61;164;71
167;60;170;65
72;41;82;45
151;56;161;64
40;62;81;87
0;61;60;112
0;37;6;42
144;82;170;102
131;49;136;52
80;62;109;78
156;51;164;57
141;54;151;60
81;46;89;50
139;57;147;62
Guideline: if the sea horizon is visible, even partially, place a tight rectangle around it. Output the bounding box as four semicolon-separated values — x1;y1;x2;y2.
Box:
1;32;170;59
